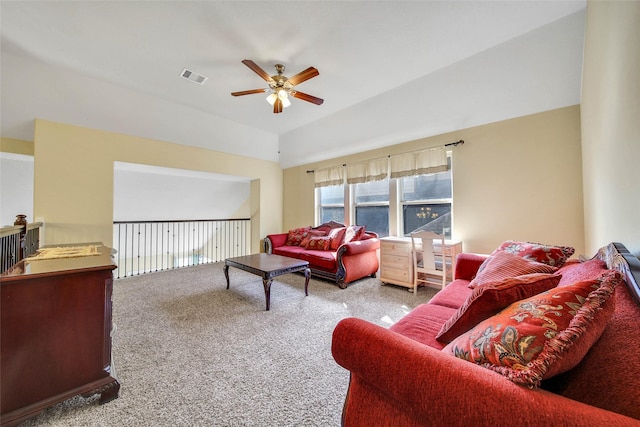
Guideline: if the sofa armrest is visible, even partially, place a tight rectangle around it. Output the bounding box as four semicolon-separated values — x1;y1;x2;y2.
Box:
332;318;639;426
339;237;380;256
454;252;490;280
265;233;288;252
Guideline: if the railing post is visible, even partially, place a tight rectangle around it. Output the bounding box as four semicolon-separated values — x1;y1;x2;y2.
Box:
14;214;28;263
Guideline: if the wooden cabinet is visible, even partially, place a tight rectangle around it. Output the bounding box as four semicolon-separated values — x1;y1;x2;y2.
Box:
1;245;119;427
380;237;414;288
380;237;462;290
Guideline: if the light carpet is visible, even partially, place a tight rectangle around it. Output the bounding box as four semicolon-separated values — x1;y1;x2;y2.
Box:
22;262;437;426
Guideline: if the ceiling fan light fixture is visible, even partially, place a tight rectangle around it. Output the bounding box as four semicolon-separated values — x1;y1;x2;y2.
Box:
233;60;322;113
266;93;278;106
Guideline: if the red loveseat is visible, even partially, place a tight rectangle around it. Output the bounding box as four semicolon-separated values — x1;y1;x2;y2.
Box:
264;222;380;288
332;242;640;426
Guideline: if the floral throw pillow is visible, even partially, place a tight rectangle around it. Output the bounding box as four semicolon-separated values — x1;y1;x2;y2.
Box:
442;270;623;388
468;251;558;289
284;227;311;246
306;236;332;251
489;241;575;268
436;273;562;343
299;230;326;248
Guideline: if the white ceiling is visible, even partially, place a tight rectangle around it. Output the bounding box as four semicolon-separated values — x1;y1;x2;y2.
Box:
1;1;586;168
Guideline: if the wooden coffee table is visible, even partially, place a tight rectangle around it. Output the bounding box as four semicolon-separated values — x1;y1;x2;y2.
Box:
224;253;311;310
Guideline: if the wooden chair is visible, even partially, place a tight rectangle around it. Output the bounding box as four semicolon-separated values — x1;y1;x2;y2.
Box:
410;230;447;293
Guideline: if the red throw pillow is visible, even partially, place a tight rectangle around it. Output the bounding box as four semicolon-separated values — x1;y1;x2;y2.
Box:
306;236;332;251
442;270;623;388
284;227;311;246
299;230;326;248
436;273;562;343
468;251;558;289
343;225;366;244
328;227;346;250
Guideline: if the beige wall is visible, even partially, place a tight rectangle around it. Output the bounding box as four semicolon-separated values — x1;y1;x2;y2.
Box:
0;137;33;155
283;106;585;256
581;1;640;256
32;119;282;252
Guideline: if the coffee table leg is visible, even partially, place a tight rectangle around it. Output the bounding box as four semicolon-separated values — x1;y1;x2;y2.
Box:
224;264;230;289
262;278;272;311
304;267;311;296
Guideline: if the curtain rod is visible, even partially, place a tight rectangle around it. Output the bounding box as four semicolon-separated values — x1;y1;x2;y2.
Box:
306;139;464;173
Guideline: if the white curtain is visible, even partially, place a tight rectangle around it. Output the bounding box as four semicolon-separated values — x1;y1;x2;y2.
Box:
314;165;344;188
316;146;448;187
390;146;448;179
346;157;389;184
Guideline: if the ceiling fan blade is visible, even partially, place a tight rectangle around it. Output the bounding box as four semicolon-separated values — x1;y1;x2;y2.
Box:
231;89;267;96
242;59;273;83
292;91;324;105
287;67;319;86
273;98;283;114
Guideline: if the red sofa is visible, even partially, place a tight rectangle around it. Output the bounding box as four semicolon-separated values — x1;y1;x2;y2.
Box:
264;222;380;288
332;242;640;426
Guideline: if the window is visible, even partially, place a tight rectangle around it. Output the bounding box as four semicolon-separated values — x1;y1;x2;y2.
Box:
354;180;389;237
318;184;344;224
401;164;452;238
315;150;453;239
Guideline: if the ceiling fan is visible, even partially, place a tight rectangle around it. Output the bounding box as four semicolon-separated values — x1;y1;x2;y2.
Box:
231;60;324;114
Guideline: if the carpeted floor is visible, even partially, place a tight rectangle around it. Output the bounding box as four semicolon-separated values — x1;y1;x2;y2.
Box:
21;262;437;426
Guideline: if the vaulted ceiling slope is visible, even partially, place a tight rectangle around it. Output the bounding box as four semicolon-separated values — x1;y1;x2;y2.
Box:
0;1;586;168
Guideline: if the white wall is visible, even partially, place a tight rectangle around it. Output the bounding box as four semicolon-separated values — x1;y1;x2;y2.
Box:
0;153;34;226
113;163;250;221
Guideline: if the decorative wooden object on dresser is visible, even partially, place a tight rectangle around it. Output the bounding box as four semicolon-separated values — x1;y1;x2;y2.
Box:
0;244;119;427
379;236;463;290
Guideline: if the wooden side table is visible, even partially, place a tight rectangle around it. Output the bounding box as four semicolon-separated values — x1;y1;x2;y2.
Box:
379;237;462;290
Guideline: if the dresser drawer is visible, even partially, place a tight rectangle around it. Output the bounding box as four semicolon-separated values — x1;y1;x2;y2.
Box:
381;267;410;283
381;254;411;270
380;241;411;256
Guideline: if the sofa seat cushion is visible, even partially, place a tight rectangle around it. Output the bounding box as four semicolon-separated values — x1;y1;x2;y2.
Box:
390;303;457;350
300;250;337;271
273;246;307;259
443;271;623;388
428;279;473;309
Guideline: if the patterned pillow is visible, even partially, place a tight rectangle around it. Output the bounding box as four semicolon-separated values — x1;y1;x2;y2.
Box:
443;271;623;388
436;273;561;343
468;251;558;289
305;236;332;251
486;241;575;269
299;230;326;248
284;227;311;246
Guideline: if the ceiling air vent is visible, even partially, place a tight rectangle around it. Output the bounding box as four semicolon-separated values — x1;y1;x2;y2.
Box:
180;68;208;85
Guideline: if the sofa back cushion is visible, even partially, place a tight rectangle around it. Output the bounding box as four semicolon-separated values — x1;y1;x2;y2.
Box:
546;283;640;420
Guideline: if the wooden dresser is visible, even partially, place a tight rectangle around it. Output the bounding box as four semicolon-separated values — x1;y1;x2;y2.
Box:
379;237;462;290
0;244;119;427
